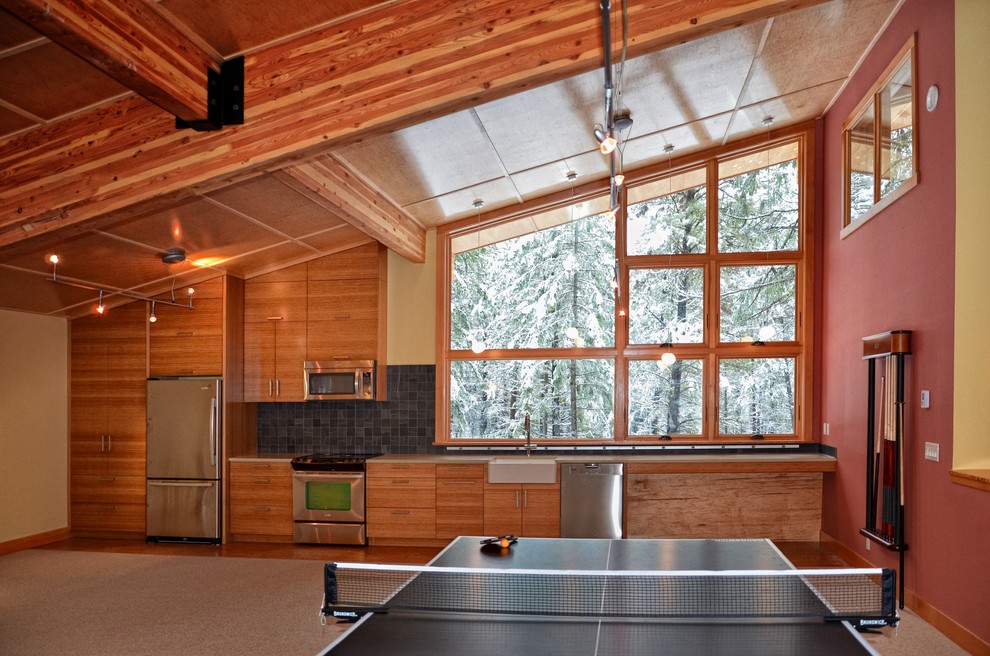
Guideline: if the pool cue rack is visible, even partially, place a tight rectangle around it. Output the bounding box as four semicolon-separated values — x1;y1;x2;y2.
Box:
859;329;911;609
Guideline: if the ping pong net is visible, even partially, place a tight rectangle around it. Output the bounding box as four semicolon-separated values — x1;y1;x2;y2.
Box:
322;562;897;630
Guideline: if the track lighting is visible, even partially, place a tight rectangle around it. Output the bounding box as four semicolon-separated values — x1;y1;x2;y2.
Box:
46;253;195;317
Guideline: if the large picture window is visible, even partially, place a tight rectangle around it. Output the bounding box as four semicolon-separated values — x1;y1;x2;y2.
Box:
438;127;813;445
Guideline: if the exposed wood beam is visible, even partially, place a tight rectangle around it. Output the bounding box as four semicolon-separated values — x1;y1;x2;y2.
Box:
0;0;826;252
277;157;427;264
0;0;222;121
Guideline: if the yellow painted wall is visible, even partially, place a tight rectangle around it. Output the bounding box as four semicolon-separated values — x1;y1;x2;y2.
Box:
387;229;437;365
953;0;990;469
0;309;69;542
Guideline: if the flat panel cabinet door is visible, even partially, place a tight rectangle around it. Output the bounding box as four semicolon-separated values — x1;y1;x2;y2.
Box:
274;322;307;401
149;297;223;376
244;322;276;402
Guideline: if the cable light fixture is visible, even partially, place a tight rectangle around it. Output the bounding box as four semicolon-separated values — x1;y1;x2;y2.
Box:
47;250;196;318
594;0;633;217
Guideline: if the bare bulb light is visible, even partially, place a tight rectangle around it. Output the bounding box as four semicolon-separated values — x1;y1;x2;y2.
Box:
660;351;677;366
470;339;486;354
565;326;580;340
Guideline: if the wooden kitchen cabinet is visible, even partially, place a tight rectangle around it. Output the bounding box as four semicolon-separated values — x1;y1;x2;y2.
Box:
70;303;147;537
436;463;484;538
243;267;308;402
148;277;223;377
305;244;387;398
228;461;293;541
366;463;436;539
483;479;561;538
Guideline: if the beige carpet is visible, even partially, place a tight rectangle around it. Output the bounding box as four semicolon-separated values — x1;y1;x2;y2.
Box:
1;549;969;655
0;550;347;655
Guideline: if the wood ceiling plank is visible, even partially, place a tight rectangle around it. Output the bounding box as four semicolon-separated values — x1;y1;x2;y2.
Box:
0;0;827;254
277;156;427;263
0;0;222;120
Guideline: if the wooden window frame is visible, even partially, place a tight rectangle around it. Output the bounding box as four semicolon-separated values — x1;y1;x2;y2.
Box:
435;124;815;447
841;35;919;238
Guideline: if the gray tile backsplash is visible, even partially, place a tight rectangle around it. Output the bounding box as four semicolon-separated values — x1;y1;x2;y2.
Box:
256;365;441;454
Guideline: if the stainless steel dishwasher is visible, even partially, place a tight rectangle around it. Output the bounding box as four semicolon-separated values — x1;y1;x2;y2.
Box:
560;462;624;538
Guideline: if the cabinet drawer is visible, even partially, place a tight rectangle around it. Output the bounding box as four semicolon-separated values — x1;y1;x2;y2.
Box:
71;474;145;504
368;463;435;478
229;505;293;536
229;461;293;477
367;508;436;538
71;502;146;534
436;463;484;479
436;476;484;539
229;478;293;506
368;477;435;508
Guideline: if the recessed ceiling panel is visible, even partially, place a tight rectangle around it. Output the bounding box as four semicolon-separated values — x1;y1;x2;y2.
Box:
0;12;44;50
299;225;375;255
0;104;37;137
159;0;389;56
103;198;288;263
621;114;734;169
206;175;350;238
220;242;321;280
336;111;506;206
726;82;845;143
0;43;127;121
510;151;610;201
739;0;900;107
3;231;169;291
474;75;603;174
405;177;521;226
620;22;765;136
0;266;94;316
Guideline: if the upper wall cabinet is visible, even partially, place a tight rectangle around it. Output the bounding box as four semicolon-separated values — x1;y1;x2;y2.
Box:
149;277;223;377
307;243;388;398
244;264;308;402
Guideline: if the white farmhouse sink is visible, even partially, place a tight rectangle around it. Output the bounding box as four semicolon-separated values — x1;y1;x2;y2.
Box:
487;456;558;484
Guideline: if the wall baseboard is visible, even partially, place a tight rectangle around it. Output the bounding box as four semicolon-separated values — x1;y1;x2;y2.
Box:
0;527;70;556
821;532;989;655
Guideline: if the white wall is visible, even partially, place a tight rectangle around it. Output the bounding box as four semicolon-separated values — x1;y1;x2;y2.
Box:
0;309;69;543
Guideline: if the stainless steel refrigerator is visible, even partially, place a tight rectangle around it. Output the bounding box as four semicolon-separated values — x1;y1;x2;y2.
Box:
146;377;222;543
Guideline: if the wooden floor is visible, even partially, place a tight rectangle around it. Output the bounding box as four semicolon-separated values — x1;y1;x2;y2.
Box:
39;537;851;568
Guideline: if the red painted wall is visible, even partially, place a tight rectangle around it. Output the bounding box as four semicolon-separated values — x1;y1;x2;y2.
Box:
820;0;989;643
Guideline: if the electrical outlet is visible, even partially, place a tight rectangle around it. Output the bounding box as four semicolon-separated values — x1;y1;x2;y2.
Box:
924;442;940;462
865;538;871;551
921;390;931;408
822;422;830;436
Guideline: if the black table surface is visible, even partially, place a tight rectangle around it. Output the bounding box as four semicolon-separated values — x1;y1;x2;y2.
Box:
318;537;879;656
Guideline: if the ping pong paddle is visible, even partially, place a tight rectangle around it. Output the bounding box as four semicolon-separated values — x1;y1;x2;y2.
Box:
480;535;517;548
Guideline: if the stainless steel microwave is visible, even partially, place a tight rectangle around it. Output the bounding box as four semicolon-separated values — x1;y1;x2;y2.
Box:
304;360;376;400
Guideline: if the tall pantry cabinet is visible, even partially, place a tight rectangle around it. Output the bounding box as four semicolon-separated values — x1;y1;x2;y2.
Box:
69;302;148;536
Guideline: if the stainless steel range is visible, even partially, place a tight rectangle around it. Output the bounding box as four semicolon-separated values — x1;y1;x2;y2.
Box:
290;453;378;545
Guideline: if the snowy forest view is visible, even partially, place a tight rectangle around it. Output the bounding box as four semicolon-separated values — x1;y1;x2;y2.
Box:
449;143;802;440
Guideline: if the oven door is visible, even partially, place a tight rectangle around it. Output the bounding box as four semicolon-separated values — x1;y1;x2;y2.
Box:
292;471;365;523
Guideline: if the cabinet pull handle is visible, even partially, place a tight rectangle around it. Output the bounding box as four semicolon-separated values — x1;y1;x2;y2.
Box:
176;331;195;337
331;355;350;360
268;379;273;397
392;479;410;484
524;490;528;508
176;370;195;375
98;476;115;482
107;434;112;451
391;510;410;515
267;316;283;321
276;379;280;397
252;507;271;513
253;479;271;484
333;314;351;320
100;435;105;452
442;480;475;485
515;490;520;508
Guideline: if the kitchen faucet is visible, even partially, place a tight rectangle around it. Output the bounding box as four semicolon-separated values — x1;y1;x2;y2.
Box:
524;412;534;456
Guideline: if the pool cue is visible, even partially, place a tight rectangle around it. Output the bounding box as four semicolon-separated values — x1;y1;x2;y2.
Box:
871;373;885;529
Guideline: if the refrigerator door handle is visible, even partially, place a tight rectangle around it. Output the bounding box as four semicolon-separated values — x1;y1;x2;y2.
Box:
209;395;218;466
148;480;215;488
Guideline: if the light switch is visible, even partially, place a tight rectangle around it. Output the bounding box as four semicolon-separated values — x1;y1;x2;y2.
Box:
920;390;930;409
924;442;939;462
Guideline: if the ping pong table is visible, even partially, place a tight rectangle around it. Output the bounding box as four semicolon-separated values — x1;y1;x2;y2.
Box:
318;537;893;655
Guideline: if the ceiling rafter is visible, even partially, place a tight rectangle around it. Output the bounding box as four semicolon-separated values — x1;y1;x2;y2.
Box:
0;0;827;261
0;0;222;121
